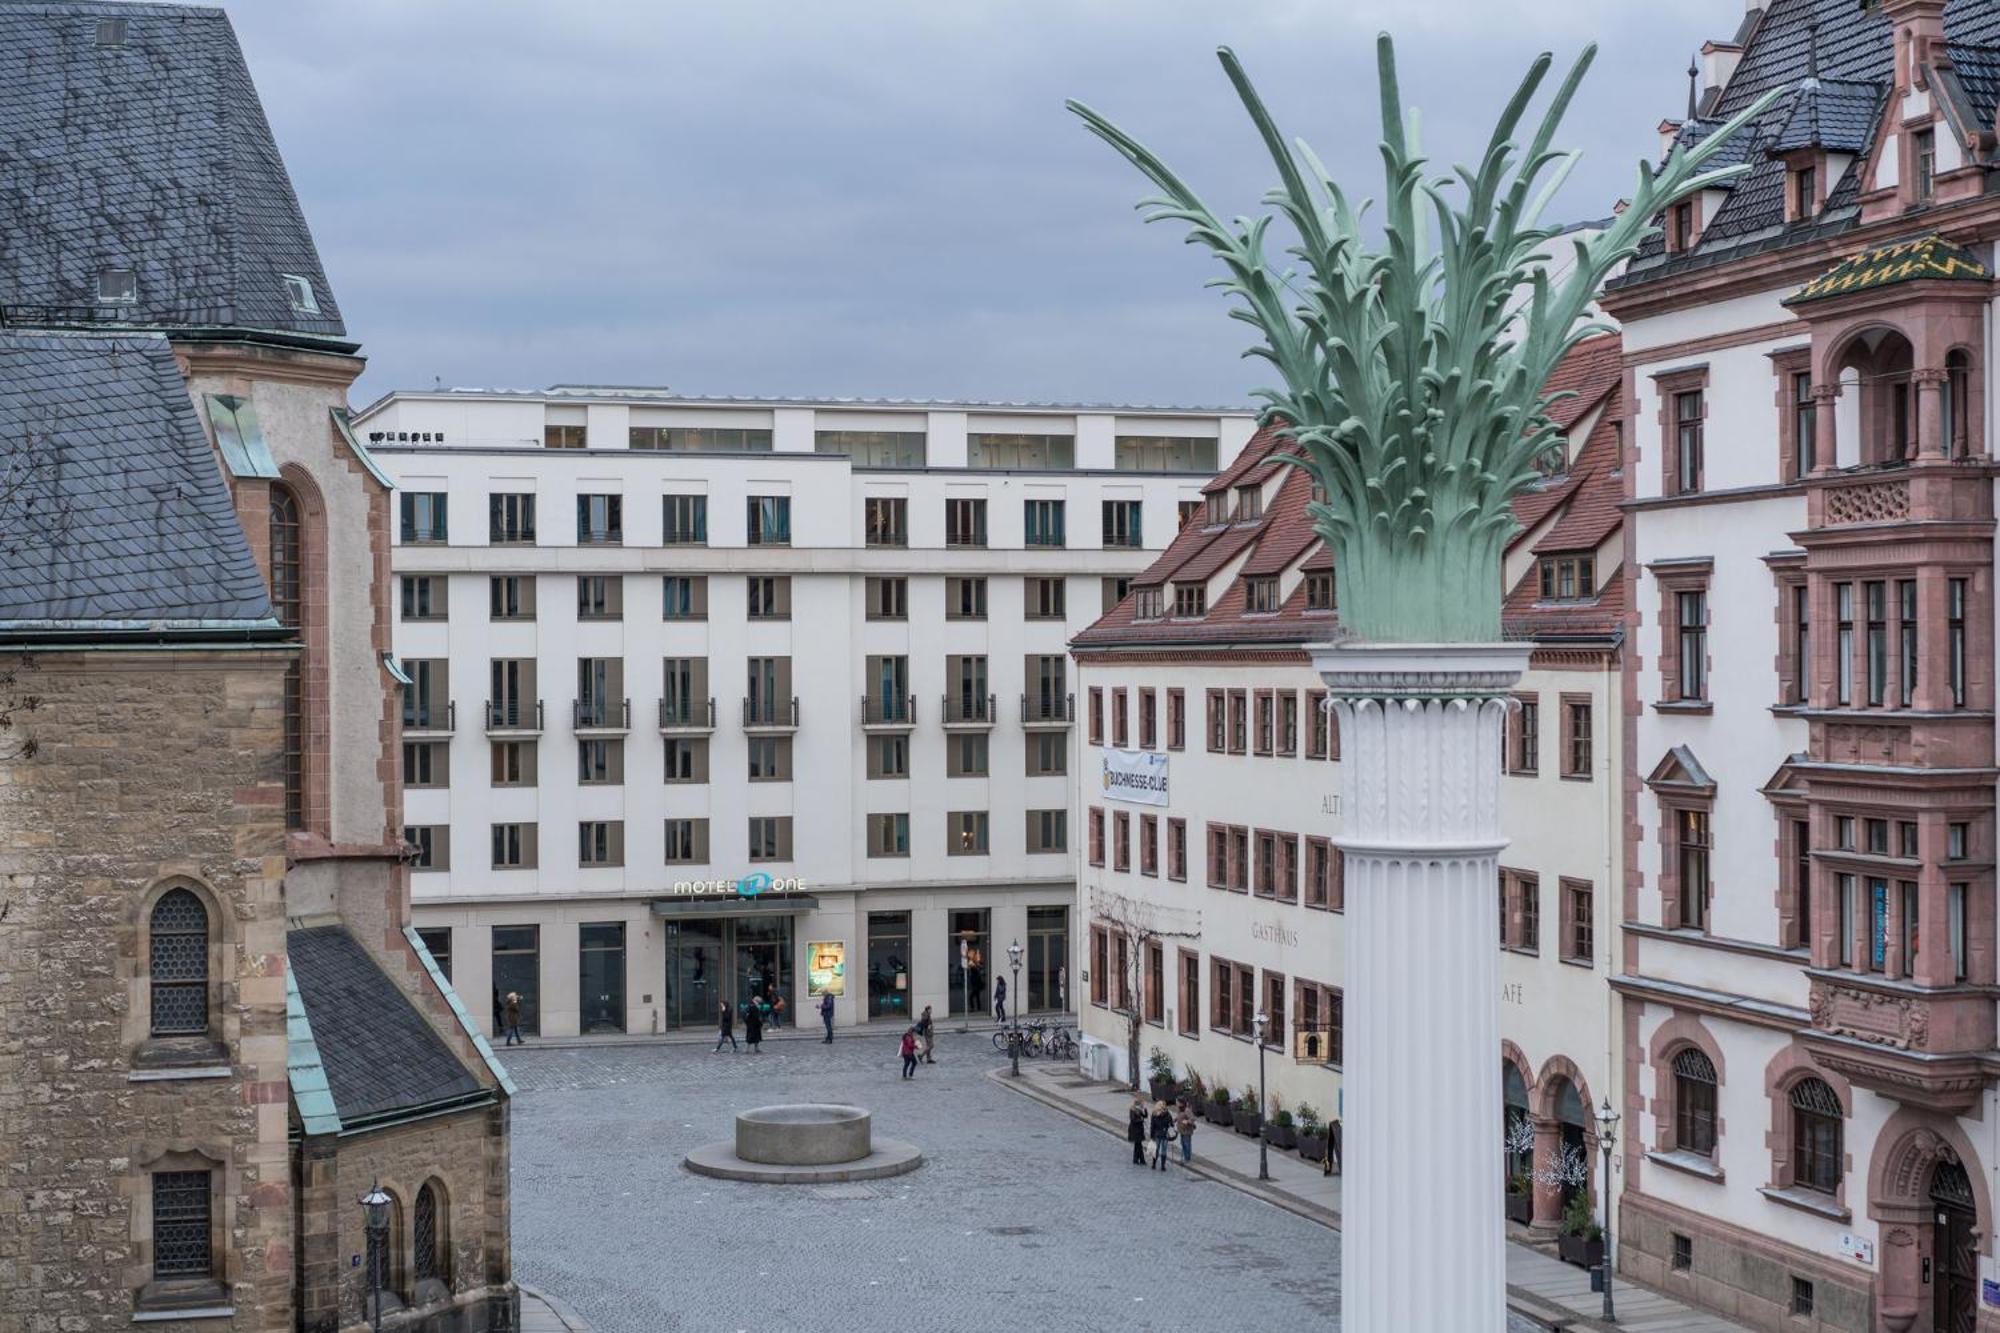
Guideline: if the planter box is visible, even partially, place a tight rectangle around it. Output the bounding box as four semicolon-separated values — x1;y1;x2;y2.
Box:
1505;1192;1534;1226
1557;1234;1605;1269
1296;1132;1328;1163
1264;1123;1297;1151
1148;1078;1178;1104
1233;1111;1263;1138
1210;1099;1234;1128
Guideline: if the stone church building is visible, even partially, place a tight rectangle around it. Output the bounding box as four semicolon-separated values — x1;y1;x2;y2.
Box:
0;4;514;1329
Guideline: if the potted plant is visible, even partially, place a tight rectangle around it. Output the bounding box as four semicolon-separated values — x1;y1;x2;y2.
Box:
1187;1070;1207;1116
1147;1047;1177;1103
1555;1193;1604;1269
1233;1087;1263;1138
1505;1174;1534;1225
1265;1106;1297;1151
1295;1103;1328;1163
1209;1081;1234;1127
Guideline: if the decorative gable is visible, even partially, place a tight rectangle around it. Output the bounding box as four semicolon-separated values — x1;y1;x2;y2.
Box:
1646;743;1716;795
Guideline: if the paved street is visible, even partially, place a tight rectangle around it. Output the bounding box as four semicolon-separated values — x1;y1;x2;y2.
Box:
510;1031;1551;1331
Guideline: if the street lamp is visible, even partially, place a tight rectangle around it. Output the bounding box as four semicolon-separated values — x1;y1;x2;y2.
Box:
1007;939;1023;1077
1595;1096;1620;1322
358;1180;390;1333
1253;1010;1271;1181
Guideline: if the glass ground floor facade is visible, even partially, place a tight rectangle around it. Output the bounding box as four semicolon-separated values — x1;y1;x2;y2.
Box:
412;883;1073;1040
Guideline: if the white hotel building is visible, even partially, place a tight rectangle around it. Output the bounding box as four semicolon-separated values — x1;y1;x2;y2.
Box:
354;387;1253;1038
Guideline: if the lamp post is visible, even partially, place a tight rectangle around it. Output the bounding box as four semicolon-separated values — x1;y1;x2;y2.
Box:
1595;1097;1620;1322
1007;939;1024;1077
1253;1010;1271;1181
358;1180;390;1333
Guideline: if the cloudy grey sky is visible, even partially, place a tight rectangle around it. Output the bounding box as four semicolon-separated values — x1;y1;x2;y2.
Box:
226;1;1711;409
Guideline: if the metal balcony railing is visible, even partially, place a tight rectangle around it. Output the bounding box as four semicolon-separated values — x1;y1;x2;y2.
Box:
658;697;717;731
1021;692;1075;725
403;699;455;734
861;694;916;726
743;696;800;729
573;698;631;731
484;698;544;732
941;693;996;726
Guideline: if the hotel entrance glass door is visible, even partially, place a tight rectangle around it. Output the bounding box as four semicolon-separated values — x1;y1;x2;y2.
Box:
735;916;794;1026
661;916;795;1029
663;919;722;1030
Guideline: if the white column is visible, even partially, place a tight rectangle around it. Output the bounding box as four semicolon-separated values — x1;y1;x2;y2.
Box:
1314;641;1528;1333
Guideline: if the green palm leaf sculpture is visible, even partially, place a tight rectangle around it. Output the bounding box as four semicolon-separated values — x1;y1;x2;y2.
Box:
1069;35;1781;643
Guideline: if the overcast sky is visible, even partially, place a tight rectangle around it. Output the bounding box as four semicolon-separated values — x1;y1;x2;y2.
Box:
226;1;1711;409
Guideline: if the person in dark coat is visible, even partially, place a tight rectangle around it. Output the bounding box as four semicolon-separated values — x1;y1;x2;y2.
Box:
502;992;523;1047
1127;1095;1148;1165
819;991;836;1043
1149;1100;1174;1170
744;1000;765;1052
993;976;1008;1024
714;1001;737;1052
918;1005;936;1063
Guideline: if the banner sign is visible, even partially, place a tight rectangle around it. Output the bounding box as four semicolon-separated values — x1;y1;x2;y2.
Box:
1100;749;1169;807
807;941;846;997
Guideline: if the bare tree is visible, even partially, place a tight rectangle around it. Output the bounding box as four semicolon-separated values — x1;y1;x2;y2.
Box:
1088;885;1200;1092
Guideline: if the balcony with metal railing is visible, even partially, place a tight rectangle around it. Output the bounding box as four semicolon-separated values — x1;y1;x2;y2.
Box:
658;698;717;733
743;696;801;732
861;694;916;730
1020;692;1075;727
941;693;996;729
402;699;455;736
484;699;544;735
573;697;631;734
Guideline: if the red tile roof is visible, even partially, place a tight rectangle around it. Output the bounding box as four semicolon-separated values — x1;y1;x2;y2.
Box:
1076;337;1624;651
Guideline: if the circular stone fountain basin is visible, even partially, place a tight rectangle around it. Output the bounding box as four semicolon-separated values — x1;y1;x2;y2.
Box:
683;1102;923;1184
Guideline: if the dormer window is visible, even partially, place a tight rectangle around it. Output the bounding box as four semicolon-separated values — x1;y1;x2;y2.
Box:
1914;129;1936;204
1537;554;1597;603
1234;485;1263;522
282;274;319;314
96;267;136;303
1173;583;1207;618
1245;577;1280;613
1792;162;1817;221
95;17;127;46
1134;587;1165;621
1305;571;1336;611
1206;493;1229;526
1669;200;1696;252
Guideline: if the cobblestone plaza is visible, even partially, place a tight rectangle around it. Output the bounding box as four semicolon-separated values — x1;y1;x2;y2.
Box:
510;1033;1362;1331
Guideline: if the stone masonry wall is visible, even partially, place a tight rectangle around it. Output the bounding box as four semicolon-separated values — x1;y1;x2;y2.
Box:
0;649;295;1331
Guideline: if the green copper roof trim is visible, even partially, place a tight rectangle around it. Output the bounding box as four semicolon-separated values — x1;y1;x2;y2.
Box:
1784;233;1991;306
404;924;515;1097
1070;35;1778;642
331;407;397;492
286;967;343;1137
204;393;281;480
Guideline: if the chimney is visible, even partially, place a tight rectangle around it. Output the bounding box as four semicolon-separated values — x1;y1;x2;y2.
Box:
1882;0;1948;92
1701;41;1745;96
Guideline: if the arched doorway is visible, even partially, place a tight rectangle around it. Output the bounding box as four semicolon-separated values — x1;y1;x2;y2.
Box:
1931;1158;1976;1333
1549;1077;1588;1216
1504;1062;1532;1222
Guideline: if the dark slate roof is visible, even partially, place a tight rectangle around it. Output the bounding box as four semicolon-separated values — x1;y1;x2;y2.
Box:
1617;0;2000;287
0;330;278;634
288;926;485;1126
0;2;346;339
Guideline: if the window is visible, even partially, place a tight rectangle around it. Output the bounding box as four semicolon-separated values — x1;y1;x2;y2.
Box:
1791;370;1816;477
576;739;622;785
1305;838;1342;910
1133;586;1164;619
946;498;988;547
1025;577;1066;620
664;818;709;864
817;430;924;467
415;927;452;980
1179;499;1204;529
1206;689;1225;753
1509;695;1539;775
868;814;910;858
948;810;990;855
490;822;536;869
1178;949;1201;1036
748;816;793;862
1227;689;1247;754
1167;818;1187;882
1102;500;1143;548
1165;689;1185;750
1791;1278;1815;1319
400;575;446;622
746;575;790;620
1088;807;1106;867
1246;577;1281;613
490;575;535;621
946;576;987;621
865;497;907;547
1116;435;1218;471
1173;582;1207;617
1024;499;1066;547
97;266;137;303
631;426;772;452
1786;580;1810;704
1672;1233;1693;1271
1561;697;1591;778
1305;571;1335;611
1898;580;1917;707
1027;809;1067;854
1138;689;1157;749
1277;691;1297;756
1672;388;1705;494
1091;927;1110;1008
946;733;988;777
576;575;622;621
543;423;587;449
1103;576;1136;611
404;825;448;870
576;493;622;544
1501;871;1539;953
271;487;305;829
403;740;447;788
1835;582;1854;705
1950;578;1967;707
662;575;706;620
151;1170;213;1280
579;820;624;867
1670;199;1694;252
1253;690;1275;755
1915;128;1936;203
96;16;129;47
662;494;708;545
1536;555;1595;602
1676;590;1709;701
1789;1077;1842;1194
968;433;1073;469
664;737;708;783
1112;811;1131;872
747;495;791;546
865;576;908;621
1946;349;1972;458
1865;581;1887;706
1305;691;1328;760
487;493;535;544
660;656;708;728
747;736;791;782
490;741;536;787
1561;880;1593;964
1676;808;1711;930
1111;689;1129;747
414;1181;447;1287
148;888;210;1036
401;491;448;544
1026;731;1066;776
1088;686;1104;746
1792;163;1816;220
1234;485;1263;521
1672;1047;1718;1157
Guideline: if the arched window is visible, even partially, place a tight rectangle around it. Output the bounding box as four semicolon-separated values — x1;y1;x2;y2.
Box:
1672;1047;1718;1157
1789;1077;1843;1194
1945;349;1972;459
149;888;209;1036
269;486;305;830
413;1180;449;1287
1503;1063;1532;1179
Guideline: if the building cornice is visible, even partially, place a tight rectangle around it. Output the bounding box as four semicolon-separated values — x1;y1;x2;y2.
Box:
1609;973;1808;1033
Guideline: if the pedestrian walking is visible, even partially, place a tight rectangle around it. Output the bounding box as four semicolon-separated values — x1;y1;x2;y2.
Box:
899;1027;919;1079
993;976;1008;1025
714;1001;738;1052
744;999;765;1053
1127;1095;1148;1166
819;992;836;1043
918;1004;936;1063
1150;1100;1173;1170
502;991;523;1047
1174;1098;1197;1167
